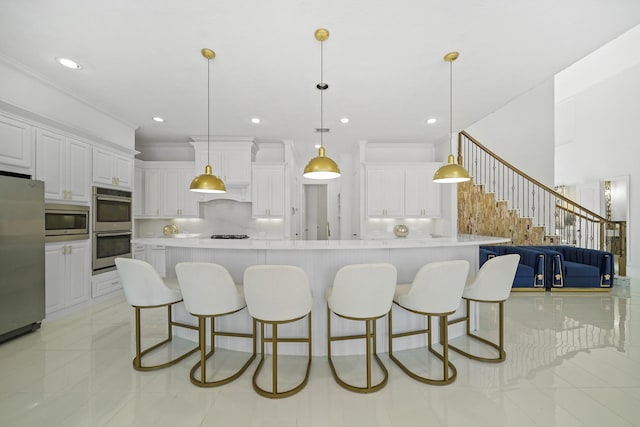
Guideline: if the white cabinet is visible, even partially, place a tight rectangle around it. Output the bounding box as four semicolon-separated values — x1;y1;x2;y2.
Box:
143;168;162;216
45;241;90;314
138;162;199;218
0;114;34;174
149;246;166;278
190;138;256;201
134;165;145;217
93;147;132;189
91;270;121;298
365;164;442;218
366;166;405;217
35;130;91;203
252;164;285;218
404;164;441;218
163;168;198;217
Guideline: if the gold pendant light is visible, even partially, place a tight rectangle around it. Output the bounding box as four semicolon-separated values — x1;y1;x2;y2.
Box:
303;28;341;180
190;48;226;193
433;51;471;184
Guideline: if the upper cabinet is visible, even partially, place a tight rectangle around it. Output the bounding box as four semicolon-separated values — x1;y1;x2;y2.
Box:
93;147;132;189
0;114;34;174
136;161;199;218
366;166;405;218
35;129;91;203
365;163;442;219
252;164;285;218
404;164;441;218
190;137;257;201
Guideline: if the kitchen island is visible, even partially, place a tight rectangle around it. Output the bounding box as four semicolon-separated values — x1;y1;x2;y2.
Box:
133;234;510;356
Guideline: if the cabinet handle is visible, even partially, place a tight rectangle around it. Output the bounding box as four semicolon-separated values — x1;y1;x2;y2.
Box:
62;246;67;255
68;245;73;255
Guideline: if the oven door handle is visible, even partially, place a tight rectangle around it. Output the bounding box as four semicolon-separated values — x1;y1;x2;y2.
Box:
96;195;132;203
96;232;132;238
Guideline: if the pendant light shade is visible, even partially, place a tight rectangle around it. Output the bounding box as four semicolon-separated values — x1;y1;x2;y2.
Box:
303;28;340;180
303;146;341;179
433;51;470;184
190;48;226;193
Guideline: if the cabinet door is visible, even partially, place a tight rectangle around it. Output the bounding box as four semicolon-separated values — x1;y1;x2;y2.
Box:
66;242;90;307
178;169;198;216
163;169;180;216
150;246;166;278
45;244;66;314
115;155;132;188
404;164;442;218
222;149;252;185
0;114;33;172
36;130;65;200
252;165;284;217
366;167;404;217
66;139;91;202
92;148;114;186
144;169;162;216
134;166;145;216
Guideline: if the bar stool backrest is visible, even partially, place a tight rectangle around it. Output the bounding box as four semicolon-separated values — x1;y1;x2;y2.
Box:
175;262;245;316
398;260;470;314
115;257;181;307
464;254;520;302
329;263;397;318
243;265;312;322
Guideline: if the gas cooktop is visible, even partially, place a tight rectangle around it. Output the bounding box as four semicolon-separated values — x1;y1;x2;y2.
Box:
210;234;250;239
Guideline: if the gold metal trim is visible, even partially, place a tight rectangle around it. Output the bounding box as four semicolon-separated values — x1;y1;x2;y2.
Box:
131;304;199;371
314;28;329;41
446;299;506;363
444;51;459;62
327;307;389;393
388;303;457;385
201;48;216;60
188;310;257;387
251;313;312;398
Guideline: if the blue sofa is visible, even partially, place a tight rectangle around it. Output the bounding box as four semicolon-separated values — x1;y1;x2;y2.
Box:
480;245;546;290
520;246;614;290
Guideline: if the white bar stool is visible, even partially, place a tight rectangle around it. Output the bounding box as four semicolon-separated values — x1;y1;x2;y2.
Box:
447;254;520;362
175;262;256;387
115;257;198;371
389;260;469;385
243;265;313;398
326;263;397;393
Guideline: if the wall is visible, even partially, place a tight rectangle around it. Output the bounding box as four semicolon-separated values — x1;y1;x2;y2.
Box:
555;59;640;277
465;78;556;188
0;58;135;150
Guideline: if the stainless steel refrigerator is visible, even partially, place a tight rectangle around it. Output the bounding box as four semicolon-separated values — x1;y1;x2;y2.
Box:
0;174;45;343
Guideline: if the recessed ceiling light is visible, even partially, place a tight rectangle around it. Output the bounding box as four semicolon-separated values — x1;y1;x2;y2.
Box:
340;117;350;124
152;116;165;123
251;117;261;124
427;118;437;124
55;57;82;70
314;144;321;149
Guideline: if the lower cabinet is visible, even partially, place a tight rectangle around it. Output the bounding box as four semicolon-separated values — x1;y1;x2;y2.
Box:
45;241;91;315
91;270;122;298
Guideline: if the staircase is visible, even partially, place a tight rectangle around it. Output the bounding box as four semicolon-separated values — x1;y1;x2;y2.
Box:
456;131;626;276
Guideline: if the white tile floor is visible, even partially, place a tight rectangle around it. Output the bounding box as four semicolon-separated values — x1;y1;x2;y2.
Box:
1;280;639;427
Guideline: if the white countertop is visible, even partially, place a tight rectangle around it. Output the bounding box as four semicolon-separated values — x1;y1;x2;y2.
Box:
132;234;510;250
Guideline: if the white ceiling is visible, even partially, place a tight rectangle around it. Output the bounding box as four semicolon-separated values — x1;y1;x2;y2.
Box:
2;0;640;161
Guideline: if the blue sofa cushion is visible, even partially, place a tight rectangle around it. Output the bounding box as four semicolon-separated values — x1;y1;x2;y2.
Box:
563;260;600;277
512;264;535;287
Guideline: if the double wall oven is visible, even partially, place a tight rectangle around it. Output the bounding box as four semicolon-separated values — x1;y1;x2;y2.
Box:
92;187;132;272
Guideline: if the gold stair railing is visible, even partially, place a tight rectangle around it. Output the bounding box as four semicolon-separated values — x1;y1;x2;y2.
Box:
458;131;626;276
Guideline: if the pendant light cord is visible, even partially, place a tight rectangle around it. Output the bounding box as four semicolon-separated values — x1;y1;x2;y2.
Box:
207;56;211;166
320;40;324;148
449;58;453;154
